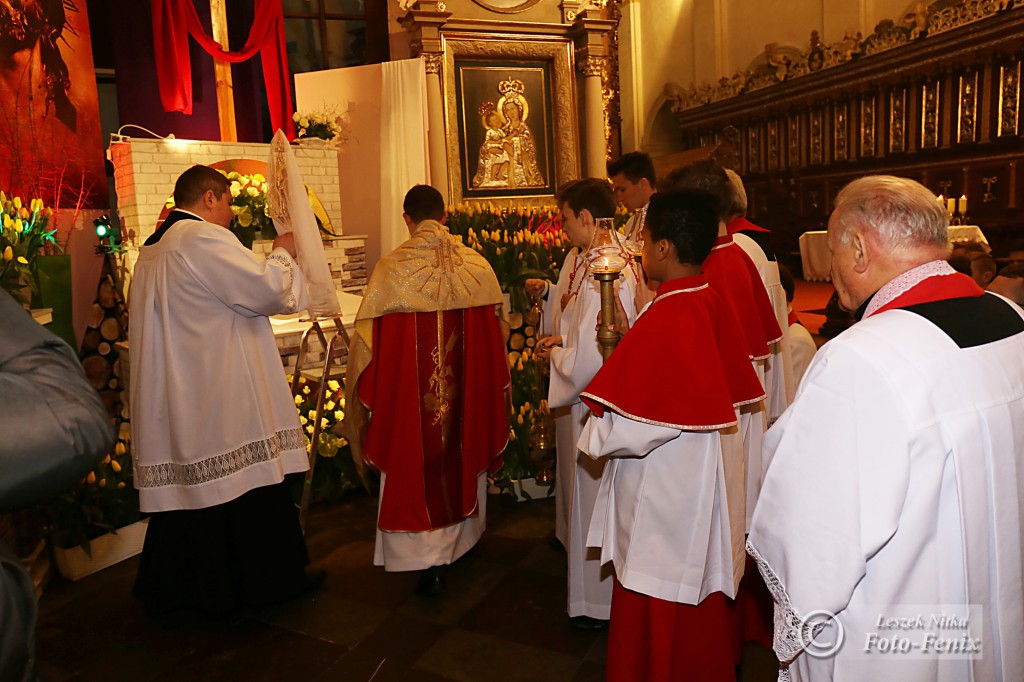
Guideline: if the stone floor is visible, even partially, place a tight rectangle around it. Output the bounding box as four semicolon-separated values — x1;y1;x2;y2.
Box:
35;491;778;681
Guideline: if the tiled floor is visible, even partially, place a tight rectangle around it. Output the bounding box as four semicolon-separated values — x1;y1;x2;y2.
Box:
35;491;779;681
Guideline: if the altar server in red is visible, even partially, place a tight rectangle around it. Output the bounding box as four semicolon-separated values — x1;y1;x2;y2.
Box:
579;190;764;681
344;185;510;597
665;161;782;535
749;176;1024;681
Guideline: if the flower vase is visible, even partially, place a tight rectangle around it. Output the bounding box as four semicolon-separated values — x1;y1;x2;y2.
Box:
297;137;330;149
53;519;149;581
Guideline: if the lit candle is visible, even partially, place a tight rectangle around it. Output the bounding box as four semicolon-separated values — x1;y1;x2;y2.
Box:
946;198;957;214
959;194;968;216
937;194;945;205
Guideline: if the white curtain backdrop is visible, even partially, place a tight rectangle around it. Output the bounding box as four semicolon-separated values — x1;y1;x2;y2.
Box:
379;59;431;257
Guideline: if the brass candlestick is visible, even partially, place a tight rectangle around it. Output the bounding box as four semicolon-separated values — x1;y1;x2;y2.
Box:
594;270;622;360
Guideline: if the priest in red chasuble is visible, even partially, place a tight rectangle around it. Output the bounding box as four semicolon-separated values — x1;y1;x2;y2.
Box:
578;190;764;681
344;185;509;597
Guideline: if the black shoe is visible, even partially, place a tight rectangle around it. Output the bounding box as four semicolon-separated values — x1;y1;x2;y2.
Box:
415;566;447;597
569;615;609;631
303;569;327;594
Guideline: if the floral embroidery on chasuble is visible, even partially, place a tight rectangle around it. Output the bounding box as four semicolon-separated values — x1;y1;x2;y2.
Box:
359;308;507;533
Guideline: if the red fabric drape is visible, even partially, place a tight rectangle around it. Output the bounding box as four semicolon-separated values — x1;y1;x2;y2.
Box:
151;0;295;138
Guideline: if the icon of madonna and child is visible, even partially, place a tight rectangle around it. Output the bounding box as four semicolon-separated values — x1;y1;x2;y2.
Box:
471;78;546;190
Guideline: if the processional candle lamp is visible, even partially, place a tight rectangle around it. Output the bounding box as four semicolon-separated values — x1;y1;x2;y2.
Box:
588;217;629;361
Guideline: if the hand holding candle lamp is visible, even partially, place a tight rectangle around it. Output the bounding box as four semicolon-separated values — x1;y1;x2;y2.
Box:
587;218;629;360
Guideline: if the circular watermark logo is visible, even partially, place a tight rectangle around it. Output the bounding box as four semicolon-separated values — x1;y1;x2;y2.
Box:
802;609;845;658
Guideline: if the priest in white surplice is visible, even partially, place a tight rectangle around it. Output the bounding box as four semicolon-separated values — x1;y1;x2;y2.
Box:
130;165;317;617
749;176;1024;682
536;179;638;629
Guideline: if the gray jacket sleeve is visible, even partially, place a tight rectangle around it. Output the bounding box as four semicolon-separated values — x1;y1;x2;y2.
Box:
0;290;114;512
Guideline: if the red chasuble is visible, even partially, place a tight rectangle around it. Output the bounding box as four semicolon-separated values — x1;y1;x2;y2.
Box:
703;235;783;361
582;276;765;428
357;306;510;532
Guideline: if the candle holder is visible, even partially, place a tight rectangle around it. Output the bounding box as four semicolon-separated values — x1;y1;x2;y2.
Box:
587;217;628;361
529;400;556;484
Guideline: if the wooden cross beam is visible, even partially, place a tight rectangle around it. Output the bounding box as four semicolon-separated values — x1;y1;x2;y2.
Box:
209;0;238;142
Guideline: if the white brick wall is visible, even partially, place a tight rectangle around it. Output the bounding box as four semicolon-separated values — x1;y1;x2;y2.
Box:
110;137;355;254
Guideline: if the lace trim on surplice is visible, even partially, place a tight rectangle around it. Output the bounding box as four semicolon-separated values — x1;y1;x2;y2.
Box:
267;250;298;313
863;260;955;319
746;539;829;668
135;428;305;489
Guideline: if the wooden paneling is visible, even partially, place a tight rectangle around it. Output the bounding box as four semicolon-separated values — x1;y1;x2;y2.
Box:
669;8;1024;262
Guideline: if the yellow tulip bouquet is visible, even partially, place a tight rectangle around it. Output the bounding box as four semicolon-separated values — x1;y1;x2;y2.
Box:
0;192;57;306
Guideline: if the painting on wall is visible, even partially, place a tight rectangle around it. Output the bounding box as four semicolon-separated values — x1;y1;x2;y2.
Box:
442;34;579;207
455;62;555;199
0;0;107;209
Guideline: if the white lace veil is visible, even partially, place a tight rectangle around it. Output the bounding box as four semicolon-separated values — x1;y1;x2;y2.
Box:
266;129;341;318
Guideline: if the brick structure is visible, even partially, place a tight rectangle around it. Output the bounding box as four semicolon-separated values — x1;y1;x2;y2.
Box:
108;137;367;294
109;137;365;382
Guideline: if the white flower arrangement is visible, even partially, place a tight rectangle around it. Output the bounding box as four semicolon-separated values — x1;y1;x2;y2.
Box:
292;108;345;143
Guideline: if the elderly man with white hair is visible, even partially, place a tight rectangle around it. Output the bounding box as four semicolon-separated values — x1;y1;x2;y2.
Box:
748;175;1024;682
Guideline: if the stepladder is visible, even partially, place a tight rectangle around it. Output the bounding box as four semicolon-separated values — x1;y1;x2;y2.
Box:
289;316;351;531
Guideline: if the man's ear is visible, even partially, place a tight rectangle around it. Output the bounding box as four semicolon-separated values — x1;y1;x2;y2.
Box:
655;238;672;262
852;231;871;274
579;208;594;227
202;189;216;209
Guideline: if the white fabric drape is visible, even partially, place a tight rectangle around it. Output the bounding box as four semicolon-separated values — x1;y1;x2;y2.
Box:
379;59;430;258
267;130;341;318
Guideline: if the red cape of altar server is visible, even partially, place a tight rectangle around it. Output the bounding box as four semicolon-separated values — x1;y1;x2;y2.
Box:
357;306;509;533
727;216;771;234
582;275;765;428
704;235;783;361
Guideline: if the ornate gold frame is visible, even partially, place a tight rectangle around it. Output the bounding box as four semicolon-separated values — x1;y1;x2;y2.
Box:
441;32;580;207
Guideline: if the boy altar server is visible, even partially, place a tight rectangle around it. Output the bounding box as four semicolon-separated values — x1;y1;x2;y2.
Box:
535;178;639;628
579;190;764;680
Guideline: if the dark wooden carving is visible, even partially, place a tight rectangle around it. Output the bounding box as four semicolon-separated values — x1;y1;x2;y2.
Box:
667;8;1024;267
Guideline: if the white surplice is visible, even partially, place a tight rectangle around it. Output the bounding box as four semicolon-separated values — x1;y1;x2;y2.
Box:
129;217;309;513
548;256;638;619
622;204;657;314
784;318;816;387
732;232;788;529
733;233;793;422
579;414;740;604
540;249;576;546
749;303;1024;682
